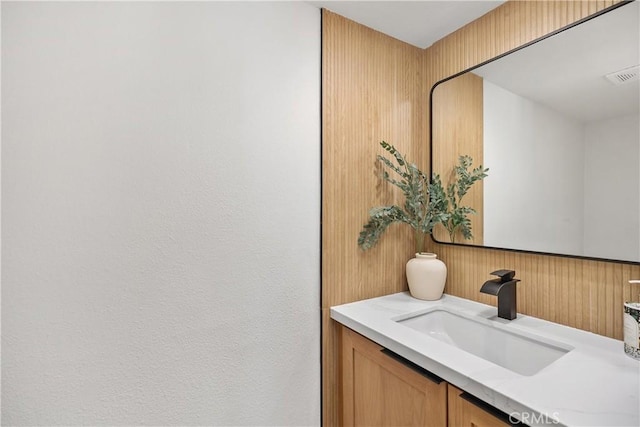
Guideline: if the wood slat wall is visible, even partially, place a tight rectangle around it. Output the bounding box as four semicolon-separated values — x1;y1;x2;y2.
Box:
322;1;640;425
321;9;427;425
322;10;427;309
424;0;639;342
431;72;484;245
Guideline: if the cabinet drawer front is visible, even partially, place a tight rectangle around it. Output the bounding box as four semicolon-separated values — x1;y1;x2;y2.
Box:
341;326;447;427
449;385;526;427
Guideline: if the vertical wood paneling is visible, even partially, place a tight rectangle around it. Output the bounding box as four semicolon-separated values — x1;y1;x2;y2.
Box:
323;1;639;424
322;9;427;425
426;0;639;343
431;72;484;244
322;10;427;309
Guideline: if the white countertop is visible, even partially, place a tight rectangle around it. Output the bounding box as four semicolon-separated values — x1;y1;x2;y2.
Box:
330;292;640;427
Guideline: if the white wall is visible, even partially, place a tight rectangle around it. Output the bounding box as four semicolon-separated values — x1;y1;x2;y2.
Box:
583;114;640;261
2;2;320;425
483;80;585;254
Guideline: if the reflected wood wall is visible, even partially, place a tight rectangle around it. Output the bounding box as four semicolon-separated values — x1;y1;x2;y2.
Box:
322;1;640;425
431;72;484;245
424;0;639;343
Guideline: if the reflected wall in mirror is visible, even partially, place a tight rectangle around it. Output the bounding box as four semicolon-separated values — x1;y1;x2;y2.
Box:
431;1;640;263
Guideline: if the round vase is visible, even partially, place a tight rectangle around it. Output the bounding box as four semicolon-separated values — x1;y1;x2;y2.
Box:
406;253;447;300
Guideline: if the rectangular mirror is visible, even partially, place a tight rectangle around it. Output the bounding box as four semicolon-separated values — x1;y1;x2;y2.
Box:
431;1;639;263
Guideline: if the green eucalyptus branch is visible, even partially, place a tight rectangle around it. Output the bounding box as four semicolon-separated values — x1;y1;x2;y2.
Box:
358;143;488;252
432;155;489;243
358;141;434;253
358;205;411;250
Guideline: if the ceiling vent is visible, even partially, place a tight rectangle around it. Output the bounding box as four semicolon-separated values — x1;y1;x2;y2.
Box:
605;65;640;85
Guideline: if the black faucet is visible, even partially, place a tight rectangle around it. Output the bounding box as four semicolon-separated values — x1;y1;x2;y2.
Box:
480;269;521;320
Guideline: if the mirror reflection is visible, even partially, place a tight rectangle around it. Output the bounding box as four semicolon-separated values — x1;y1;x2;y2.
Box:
431;1;639;262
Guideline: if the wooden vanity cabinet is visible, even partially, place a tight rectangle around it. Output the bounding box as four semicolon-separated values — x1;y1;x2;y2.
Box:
341;326;447;426
448;385;512;427
340;326;523;427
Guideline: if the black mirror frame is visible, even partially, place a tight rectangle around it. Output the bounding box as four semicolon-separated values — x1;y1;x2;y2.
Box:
428;0;638;265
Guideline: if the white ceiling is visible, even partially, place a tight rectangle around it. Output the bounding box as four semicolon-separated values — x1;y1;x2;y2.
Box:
308;1;505;48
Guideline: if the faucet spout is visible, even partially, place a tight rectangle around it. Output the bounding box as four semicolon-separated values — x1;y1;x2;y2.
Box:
479;279;505;296
480;270;521;320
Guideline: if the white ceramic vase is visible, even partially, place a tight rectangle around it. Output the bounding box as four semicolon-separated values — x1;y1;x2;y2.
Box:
406;253;447;300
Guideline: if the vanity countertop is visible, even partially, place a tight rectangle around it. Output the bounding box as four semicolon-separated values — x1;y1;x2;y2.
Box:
331;292;639;427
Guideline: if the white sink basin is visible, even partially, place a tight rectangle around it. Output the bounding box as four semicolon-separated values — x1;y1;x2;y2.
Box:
397;309;573;376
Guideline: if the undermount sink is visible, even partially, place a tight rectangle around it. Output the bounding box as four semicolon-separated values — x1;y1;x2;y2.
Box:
397;309;573;376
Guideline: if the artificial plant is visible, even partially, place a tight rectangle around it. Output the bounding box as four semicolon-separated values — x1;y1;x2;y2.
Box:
358;141;488;253
430;155;489;243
